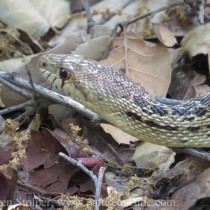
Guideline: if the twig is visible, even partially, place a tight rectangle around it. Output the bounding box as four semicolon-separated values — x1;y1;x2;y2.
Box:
76;0;134;28
83;0;96;33
0;100;35;115
98;0;135;25
112;0;185;36
59;152;107;210
172;147;210;161
25;64;39;99
14;106;36;122
0;72;100;122
0;75;32;99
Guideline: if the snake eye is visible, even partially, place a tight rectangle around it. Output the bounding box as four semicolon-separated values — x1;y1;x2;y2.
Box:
59;68;71;80
42;62;46;67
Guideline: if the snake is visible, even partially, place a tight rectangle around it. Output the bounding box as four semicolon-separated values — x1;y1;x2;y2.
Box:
38;54;210;148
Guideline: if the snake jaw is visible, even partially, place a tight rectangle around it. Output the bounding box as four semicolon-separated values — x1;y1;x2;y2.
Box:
38;54;91;102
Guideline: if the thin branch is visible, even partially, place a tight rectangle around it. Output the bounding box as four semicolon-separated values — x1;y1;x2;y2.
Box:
59;152;107;210
83;0;96;33
95;166;106;209
98;0;135;25
25;64;39;99
0;75;32;99
113;0;185;36
0;72;100;122
0;100;35;115
14;106;36;122
172;147;210;161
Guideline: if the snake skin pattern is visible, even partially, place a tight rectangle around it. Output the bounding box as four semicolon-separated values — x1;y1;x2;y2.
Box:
38;54;210;147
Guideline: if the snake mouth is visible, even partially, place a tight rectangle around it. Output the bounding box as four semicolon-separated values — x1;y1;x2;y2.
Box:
38;54;64;91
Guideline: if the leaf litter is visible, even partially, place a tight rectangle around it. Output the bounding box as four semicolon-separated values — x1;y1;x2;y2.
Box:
1;0;210;209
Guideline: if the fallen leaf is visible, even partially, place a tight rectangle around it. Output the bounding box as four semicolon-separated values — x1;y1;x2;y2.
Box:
132;143;175;170
72;36;113;60
0;0;70;38
168;70;208;100
21;129;107;196
153;24;177;47
168;167;210;210
0;173;10;200
181;22;210;58
101;123;138;144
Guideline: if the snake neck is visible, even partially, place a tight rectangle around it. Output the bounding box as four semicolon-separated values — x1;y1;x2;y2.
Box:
79;65;210;128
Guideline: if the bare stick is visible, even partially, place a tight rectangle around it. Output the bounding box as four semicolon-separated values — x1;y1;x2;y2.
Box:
25;64;39;99
172;148;210;161
0;75;32;99
0;72;100;122
59;152;106;210
14;107;36;122
83;0;96;33
0;100;35;115
98;0;134;25
113;0;185;36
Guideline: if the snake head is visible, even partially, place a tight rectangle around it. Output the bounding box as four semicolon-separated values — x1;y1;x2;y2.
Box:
38;54;102;104
38;54;84;80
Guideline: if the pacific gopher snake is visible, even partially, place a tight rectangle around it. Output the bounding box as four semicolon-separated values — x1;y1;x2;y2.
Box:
38;54;210;148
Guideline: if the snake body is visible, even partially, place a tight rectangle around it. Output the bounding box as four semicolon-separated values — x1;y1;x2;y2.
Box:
39;54;210;147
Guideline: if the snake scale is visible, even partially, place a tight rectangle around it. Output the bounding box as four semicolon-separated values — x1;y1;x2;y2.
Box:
38;54;210;148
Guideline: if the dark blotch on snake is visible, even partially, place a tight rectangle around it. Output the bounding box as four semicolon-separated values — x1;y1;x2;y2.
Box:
145;120;178;131
126;111;142;121
187;126;201;132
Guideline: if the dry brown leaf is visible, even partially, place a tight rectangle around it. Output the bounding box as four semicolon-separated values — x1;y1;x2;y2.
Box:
166;168;210;210
73;36;113;60
0;0;70;39
168;70;208;100
132;143;175;170
153;24;177;47
182;22;210;58
101;123;138;144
